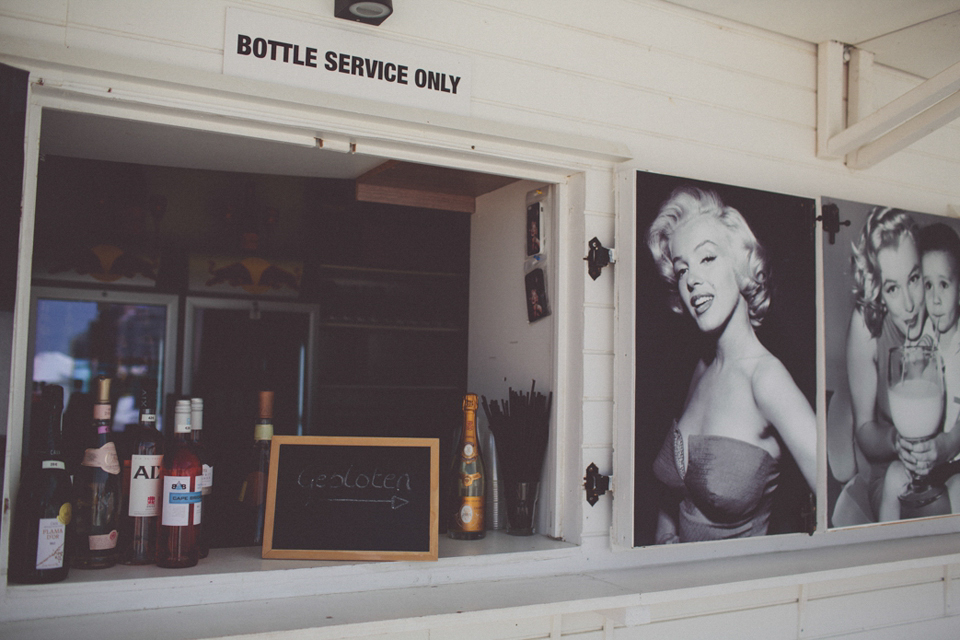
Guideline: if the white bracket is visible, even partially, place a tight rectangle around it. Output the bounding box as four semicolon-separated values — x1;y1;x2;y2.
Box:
817;41;960;170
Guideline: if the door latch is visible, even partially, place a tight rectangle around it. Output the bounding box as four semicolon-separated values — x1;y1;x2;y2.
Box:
584;463;610;506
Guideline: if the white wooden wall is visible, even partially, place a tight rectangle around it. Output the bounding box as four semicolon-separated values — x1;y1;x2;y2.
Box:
1;1;959;638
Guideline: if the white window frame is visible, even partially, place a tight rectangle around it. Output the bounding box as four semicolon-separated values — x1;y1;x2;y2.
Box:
0;51;630;622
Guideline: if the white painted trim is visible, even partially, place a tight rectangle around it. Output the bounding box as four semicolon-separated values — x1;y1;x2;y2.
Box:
0;34;631;174
818;42;960;169
814;197;830;535
3;533;958;638
847;89;960;169
829;59;960;158
816;41;846;161
0;83;42;589
557;174;587;544
847;48;875;127
610;167;636;550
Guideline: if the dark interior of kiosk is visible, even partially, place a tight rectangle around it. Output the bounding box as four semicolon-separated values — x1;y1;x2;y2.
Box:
17;112;517;550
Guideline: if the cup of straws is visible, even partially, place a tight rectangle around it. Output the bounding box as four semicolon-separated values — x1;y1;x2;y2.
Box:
482;382;552;536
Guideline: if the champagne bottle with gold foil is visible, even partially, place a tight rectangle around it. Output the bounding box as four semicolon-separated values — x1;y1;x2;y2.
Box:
73;376;122;569
449;393;485;539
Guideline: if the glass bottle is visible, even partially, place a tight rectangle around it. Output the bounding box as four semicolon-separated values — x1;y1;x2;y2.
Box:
449;393;485;540
190;397;211;558
156;399;203;568
8;385;73;583
73;376;122;569
238;391;273;546
120;383;163;565
62;378;90;480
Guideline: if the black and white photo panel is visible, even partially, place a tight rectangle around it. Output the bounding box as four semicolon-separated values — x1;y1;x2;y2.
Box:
824;197;960;529
634;171;817;547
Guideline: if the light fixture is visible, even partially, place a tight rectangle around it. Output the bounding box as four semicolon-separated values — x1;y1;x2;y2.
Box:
335;0;393;26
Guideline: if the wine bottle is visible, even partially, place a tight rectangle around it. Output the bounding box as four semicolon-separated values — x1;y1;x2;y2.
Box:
120;383;163;565
8;385;73;584
449;393;485;540
73;376;122;569
62;378;89;479
156;399;203;568
238;391;273;546
190;397;211;558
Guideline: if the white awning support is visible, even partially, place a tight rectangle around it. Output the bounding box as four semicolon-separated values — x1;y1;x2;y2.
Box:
817;41;960;170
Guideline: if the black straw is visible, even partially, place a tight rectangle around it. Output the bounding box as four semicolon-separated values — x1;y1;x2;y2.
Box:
482;380;552;484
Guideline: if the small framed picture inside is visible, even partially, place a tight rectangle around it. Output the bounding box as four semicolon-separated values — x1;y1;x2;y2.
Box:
525;268;549;322
526;202;543;256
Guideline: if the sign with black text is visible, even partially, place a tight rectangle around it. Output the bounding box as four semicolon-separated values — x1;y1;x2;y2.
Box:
224;8;471;116
263;436;439;561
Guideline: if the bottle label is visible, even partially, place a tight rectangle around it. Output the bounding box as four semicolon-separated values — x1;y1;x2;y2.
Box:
174;413;191;434
240;471;267;506
129;454;164;517
142;414;157;424
202;464;214;496
461;406;479;461
461;472;482;487
94;405;111;421
41;460;65;470
162;475;203;526
82;442;121;475
89;530;119;551
456;496;484;532
35;516;66;570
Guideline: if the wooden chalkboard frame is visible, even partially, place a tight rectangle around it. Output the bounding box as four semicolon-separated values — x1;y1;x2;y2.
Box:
262;435;439;562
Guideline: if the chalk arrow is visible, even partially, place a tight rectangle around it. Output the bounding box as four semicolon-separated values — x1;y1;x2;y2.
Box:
322;495;409;509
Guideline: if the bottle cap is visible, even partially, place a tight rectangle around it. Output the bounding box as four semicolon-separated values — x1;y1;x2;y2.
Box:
174;398;192;433
38;385;64;456
96;376;111;404
253;422;273;442
191;397;203;431
258;391;274;420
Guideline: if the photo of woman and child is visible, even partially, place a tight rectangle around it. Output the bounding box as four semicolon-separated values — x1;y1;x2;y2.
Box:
634;172;817;546
825;198;960;527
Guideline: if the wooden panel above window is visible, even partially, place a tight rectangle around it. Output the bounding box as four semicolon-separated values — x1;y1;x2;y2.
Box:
355;160;520;213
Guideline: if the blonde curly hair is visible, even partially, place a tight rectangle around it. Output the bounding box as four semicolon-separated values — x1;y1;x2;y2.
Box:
646;186;770;328
850;206;918;338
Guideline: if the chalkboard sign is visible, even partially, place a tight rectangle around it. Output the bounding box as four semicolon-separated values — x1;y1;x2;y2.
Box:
263;436;439;561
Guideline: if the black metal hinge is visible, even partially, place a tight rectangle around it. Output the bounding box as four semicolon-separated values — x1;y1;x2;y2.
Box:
817;202;850;244
584;463;610;507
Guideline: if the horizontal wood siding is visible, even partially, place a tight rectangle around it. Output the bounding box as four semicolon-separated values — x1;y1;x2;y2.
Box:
1;1;959;638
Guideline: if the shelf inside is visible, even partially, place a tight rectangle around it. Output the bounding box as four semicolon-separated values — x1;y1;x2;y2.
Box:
9;531;576;587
